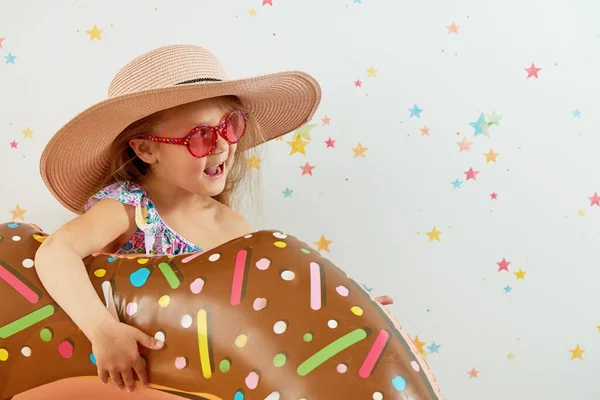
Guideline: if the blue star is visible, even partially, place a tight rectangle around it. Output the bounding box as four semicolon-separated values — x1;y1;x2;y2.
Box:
363;283;374;292
353;0;362;3
451;179;463;189
427;342;441;354
503;285;512;293
408;104;423;118
4;53;16;64
282;188;293;198
572;109;581;118
469;113;489;137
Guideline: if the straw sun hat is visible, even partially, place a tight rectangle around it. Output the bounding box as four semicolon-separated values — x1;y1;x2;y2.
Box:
40;44;321;214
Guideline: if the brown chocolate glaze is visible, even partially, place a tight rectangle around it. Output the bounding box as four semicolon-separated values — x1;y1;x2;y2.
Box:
0;222;443;400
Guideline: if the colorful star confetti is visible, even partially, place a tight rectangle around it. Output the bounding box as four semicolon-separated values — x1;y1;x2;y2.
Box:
447;21;460;34
427;342;441;354
287;135;309;155
325;138;336;148
321;115;331;125
246;154;262;170
569;345;584;360
572;109;581;118
420;125;430;136
504;285;513;293
22;127;33;139
354;79;362;87
426;227;442;242
468;368;479;379
464;167;479;181
486;111;502;126
412;336;427;354
484;149;499;163
313;235;332;252
490;192;498;200
10;205;27;221
497;258;511;272
4;53;16;64
457;137;473;152
507;353;515;360
408;104;423;118
262;0;273;6
589;192;600;206
85;25;103;41
514;268;526;280
366;66;378;78
249;8;257;16
352;142;368;158
9;141;18;149
451;179;463;189
300;162;315;176
293;124;317;141
282;188;293;198
469;113;489;137
525;63;542;79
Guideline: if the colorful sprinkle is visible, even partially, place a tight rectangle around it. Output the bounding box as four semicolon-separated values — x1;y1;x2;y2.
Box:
273;320;287;334
136;258;149;264
219;358;232;372
129;267;150;287
273;241;287;248
336;286;349;296
158;295;170;307
0;305;55;339
245;371;260;389
273;353;287;367
231;249;249;306
359;330;390;378
89;353;96;365
93;268;106;277
253;297;268;311
0;348;8;361
40;327;53;342
21;346;31;357
126;302;138;316
303;332;314;342
175;356;187;370
7;223;19;228
235;334;248;348
373;392;383;400
107;257;118;262
328;319;338;329
280;270;295;281
181;314;193;328
297;328;368;376
32;234;46;243
392;375;407;391
208;253;221;262
181;251;203;263
154;331;165;342
411;360;421;371
301;248;310;254
310;262;323;310
190;277;205;294
21;259;34;268
12;236;21;241
273;232;287;239
351;306;364;316
197;309;212;379
336;363;348;373
158;262;180;289
255;258;271;270
234;390;244;400
58;340;74;359
0;262;40;303
265;392;280;400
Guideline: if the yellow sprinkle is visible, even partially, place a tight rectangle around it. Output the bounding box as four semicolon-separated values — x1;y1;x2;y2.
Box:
93;269;106;278
0;349;8;361
273;241;287;248
32;234;46;243
351;306;364;316
235;334;248;348
158;295;170;307
137;258;149;264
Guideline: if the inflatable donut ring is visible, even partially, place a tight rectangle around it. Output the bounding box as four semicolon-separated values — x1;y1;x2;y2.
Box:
0;222;443;400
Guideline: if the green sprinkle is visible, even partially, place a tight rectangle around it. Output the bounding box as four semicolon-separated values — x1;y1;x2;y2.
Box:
0;304;55;339
40;328;53;342
219;358;231;373
297;329;367;376
273;353;287;367
303;332;314;342
301;248;310;254
158;262;180;289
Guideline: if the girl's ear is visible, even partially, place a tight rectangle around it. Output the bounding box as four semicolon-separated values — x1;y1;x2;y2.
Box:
128;138;159;164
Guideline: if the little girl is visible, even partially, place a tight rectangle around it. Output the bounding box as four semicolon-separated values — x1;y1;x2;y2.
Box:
34;44;392;393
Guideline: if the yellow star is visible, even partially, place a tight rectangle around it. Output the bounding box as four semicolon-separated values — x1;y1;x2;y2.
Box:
287;135;309;155
22;127;34;139
246;154;262;170
313;235;332;252
569;345;584;360
578;209;585;217
249;8;257;16
514;268;526;280
10;204;27;221
366;66;378;78
484;148;499;163
352;142;368;158
85;25;103;41
293;124;317;141
507;353;515;360
412;335;426;354
425;227;442;242
596;326;600;333
486;111;502;125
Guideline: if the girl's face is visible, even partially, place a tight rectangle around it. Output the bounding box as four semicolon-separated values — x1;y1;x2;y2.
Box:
130;99;240;198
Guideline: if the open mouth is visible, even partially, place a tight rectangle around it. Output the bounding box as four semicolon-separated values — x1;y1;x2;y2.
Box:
203;162;225;178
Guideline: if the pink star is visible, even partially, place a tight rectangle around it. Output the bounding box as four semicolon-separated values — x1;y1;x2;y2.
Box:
490;192;498;200
9;140;18;149
464;167;479;181
325;138;336;148
0;38;4;49
468;368;479;379
447;21;460;35
589;192;600;206
354;79;362;87
420;125;430;136
525;63;542;79
497;257;511;272
262;0;273;5
321;115;331;125
300;162;315;176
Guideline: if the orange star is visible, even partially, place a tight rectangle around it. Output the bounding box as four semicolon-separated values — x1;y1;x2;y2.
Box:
313;235;332;252
10;204;27;220
321;115;331;125
352;142;368;158
484;149;499;163
468;368;479;379
412;335;426;354
420;125;430;136
447;21;460;34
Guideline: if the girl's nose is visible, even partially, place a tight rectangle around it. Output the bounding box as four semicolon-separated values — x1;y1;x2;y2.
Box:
213;133;229;153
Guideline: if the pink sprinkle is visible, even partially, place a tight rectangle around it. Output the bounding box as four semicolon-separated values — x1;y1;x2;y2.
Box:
336;363;347;373
245;371;260;389
190;278;205;294
253;298;268;311
336;285;349;296
175;357;187;370
126;302;138;316
255;258;271;270
411;360;420;372
58;340;73;359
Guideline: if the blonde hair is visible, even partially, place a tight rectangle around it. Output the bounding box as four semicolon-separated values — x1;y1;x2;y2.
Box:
89;96;262;212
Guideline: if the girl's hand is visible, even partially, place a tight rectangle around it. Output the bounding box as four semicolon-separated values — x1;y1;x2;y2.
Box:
375;295;394;306
89;315;164;392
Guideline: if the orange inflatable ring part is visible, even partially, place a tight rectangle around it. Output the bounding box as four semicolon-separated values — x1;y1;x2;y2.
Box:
0;222;443;400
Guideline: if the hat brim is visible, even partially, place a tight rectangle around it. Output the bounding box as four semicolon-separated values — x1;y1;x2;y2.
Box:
40;70;321;214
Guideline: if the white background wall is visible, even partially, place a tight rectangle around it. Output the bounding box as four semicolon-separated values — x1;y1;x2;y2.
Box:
1;0;599;399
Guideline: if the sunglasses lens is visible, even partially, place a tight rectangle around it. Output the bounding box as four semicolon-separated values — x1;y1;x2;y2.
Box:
225;112;247;142
189;127;215;157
